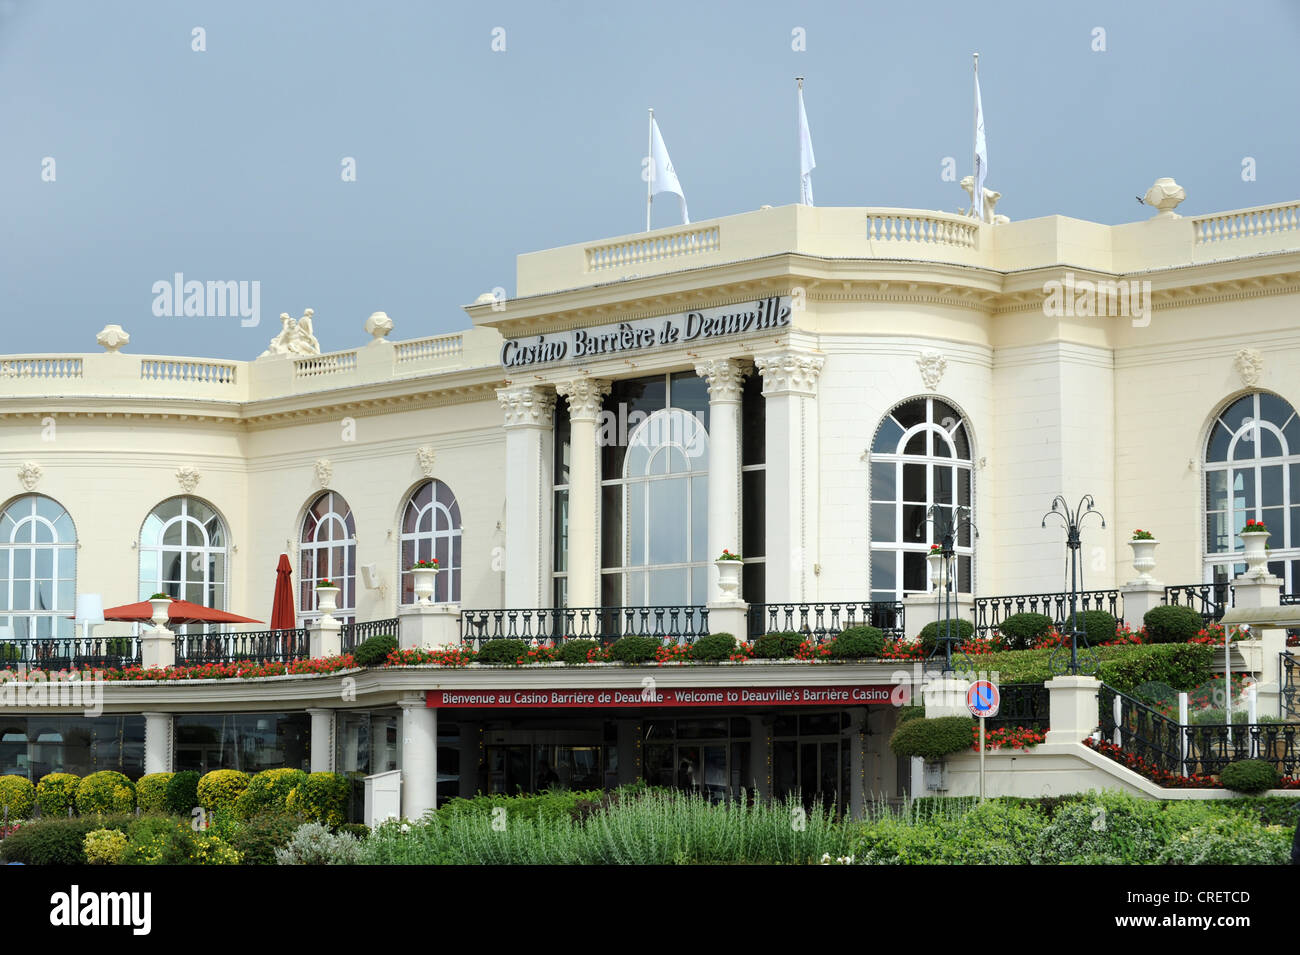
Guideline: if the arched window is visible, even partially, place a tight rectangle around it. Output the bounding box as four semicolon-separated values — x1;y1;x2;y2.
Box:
0;495;76;641
620;408;710;606
400;481;461;604
869;397;974;602
1204;392;1300;590
300;491;356;623
138;497;228;616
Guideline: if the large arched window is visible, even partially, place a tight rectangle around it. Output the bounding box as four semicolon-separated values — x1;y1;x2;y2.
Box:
300;491;356;623
0;495;76;641
869;397;974;602
400;480;461;604
138;497;228;612
1204;392;1300;591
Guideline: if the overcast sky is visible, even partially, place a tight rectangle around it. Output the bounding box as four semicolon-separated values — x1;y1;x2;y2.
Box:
2;0;1297;360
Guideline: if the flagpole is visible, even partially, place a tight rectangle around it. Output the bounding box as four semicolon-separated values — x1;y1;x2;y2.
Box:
647;108;654;232
796;76;804;204
971;53;981;222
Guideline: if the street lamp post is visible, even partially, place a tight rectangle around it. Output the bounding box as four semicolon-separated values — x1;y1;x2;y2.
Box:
1041;494;1106;675
920;505;979;673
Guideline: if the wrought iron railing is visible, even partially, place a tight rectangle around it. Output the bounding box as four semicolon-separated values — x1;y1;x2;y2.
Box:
1162;582;1234;624
747;601;905;641
0;636;141;670
984;683;1050;731
1182;722;1300;779
1097;683;1182;776
1282;652;1298;720
341;618;399;654
972;590;1122;638
458;606;710;645
174;628;309;665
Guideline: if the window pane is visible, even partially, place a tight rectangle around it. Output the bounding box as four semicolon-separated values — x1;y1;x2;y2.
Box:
691;476;708;559
902;464;926;502
902;505;927;543
902;552;926;592
871;551;895;591
741;374;765;466
648;568;687;606
1258;393;1292;429
1206;470;1229;511
893;399;926;430
601;485;622;569
648;479;688;564
958;469;971;507
1262;465;1284;507
870;503;895;543
1232;469;1254;511
934;468;954;506
1260;428;1282;458
628;485;644;567
742;471;765;558
872;417;903;454
951;424;971;461
669;372;710;433
870;462;896;501
903;431;927;455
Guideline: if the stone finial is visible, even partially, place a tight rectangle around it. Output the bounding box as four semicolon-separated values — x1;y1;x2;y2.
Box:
364;311;393;344
96;324;130;353
1143;177;1186;219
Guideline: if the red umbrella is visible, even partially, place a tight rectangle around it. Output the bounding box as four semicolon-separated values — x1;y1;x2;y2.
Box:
270;554;296;630
101;599;262;625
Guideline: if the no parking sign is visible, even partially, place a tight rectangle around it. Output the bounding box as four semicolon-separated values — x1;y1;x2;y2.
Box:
967;680;1000;719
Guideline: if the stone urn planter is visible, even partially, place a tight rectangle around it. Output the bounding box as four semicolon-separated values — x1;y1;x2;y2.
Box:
1240;526;1271;579
715;555;742;600
926;549;947;590
148;596;172;628
315;584;341;615
1127;537;1159;582
410;566;439;605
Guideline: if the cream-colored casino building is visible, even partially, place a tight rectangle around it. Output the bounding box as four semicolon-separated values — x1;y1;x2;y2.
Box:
2;178;1299;815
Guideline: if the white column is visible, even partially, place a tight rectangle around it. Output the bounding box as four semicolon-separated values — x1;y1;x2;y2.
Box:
555;377;611;607
754;351;824;603
695;359;748;601
307;708;335;773
399;698;438;820
497;385;557;607
142;712;172;775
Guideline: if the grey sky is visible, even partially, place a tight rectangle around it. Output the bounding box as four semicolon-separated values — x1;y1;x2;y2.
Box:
1;0;1297;360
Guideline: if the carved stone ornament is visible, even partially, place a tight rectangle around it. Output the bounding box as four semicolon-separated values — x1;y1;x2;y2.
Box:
17;461;42;491
555;377;612;421
497;385;558;428
694;359;749;402
1143;177;1186;219
314;458;333;488
258;309;321;359
175;465;201;493
96;324;130;353
916;350;948;391
364;311;394;343
753;352;825;396
1233;348;1263;388
416;445;437;478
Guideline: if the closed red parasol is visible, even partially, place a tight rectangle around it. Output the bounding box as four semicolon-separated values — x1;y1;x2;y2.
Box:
270;554;296;630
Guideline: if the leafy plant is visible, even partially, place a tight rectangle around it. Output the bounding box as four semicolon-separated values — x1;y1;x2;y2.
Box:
235;768;309;819
716;550;742;561
997;613;1055;651
1158;814;1291;864
83;828;128;865
1074;609;1117;647
917;618;974;655
689;632;736;661
889;716;976;760
828;626;884;659
1219;759;1280;795
410;559;439;569
558;639;601;664
1142;605;1204;644
1131;529;1155;540
35;773;80;816
896;706;926;725
606;635;661;664
275;822;361;865
475;639;530;664
148;593;171;601
75;771;136;815
751;631;804;659
354;633;398;667
285;772;350;827
197;769;251;814
0;775;36;819
1097;642;1214;692
0;815;133;865
227;811;305;865
164;770;201;814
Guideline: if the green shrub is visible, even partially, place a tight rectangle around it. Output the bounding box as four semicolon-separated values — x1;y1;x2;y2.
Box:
689;633;736;661
1097;643;1214;693
896;706;926;725
853;799;1046;865
122;816;198;865
558;639;601;664
0;775;35;819
226;811;304;865
353;633;398;666
274;822;361;865
475;639;530;664
829;626;884;659
1158;814;1292;865
235;768;309;819
337;823;370;839
889;716;975;760
284;772;350;827
164;770;201;814
35;773;80;816
918;619;974;654
75;771;136;815
1143;605;1204;644
606;635;661;664
751;631;804;659
135;773;173;814
1032;792;1210;864
197;770;251;814
0;815;132;865
996;613;1054;650
1189;708;1280;725
83;828;128;865
440;789;605;825
1076;609;1118;646
1219;759;1280;795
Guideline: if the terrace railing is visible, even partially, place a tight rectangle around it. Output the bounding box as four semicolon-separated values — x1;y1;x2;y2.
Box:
459;606;709;645
972;590;1122;638
341;618;399;654
984;682;1050;732
0;636;141;670
747;601;905;641
1097;683;1183;777
1283;652;1299;720
1182;722;1300;779
1162;582;1233;625
174;628;309;666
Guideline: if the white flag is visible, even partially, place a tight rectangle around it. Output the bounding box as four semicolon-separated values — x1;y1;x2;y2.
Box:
650;117;689;224
973;70;988;221
797;85;816;206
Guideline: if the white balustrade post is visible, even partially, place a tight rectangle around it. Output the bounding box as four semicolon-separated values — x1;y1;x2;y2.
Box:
1178;692;1189;778
555;377;611;608
1045;675;1102;745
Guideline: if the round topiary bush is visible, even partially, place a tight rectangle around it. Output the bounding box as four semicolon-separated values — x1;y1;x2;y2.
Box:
751;631;804;659
1076;609;1118;646
558;639;601;664
135;773;173;814
889;716;976;760
235;768;309;819
36;773;81;817
996;612;1055;650
164;770;201;815
1143;605;1204;644
353;633;398;667
83;828;128;865
690;633;737;661
0;775;36;819
75;771;136;815
917;619;974;655
475;639;530;664
896;706;926;726
606;635;661;664
829;625;885;659
197;769;251;814
284;772;350;827
1219;759;1280;795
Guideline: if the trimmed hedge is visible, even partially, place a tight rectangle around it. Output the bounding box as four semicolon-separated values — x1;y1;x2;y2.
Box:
285;772;350;827
136;773;174;814
751;631;805;659
75;771;136;815
354;633;398;667
0;815;133;865
690;633;736;661
997;613;1054;650
165;770;201;815
1219;760;1280;795
197;770;251;814
918;619;974;654
829;626;885;659
36;773;80;817
1097;642;1215;693
475;639;530;664
235;768;309;819
896;706;926;726
0;775;35;819
1077;609;1117;646
558;639;601;664
607;635;661;664
1143;605;1204;644
889;716;976;760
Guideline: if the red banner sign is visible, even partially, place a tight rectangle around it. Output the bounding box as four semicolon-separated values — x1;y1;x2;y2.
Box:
426;684;905;709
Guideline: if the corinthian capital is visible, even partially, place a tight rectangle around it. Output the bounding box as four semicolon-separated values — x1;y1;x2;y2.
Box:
497;384;557;428
555;377;611;422
694;358;750;403
754;351;825;397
